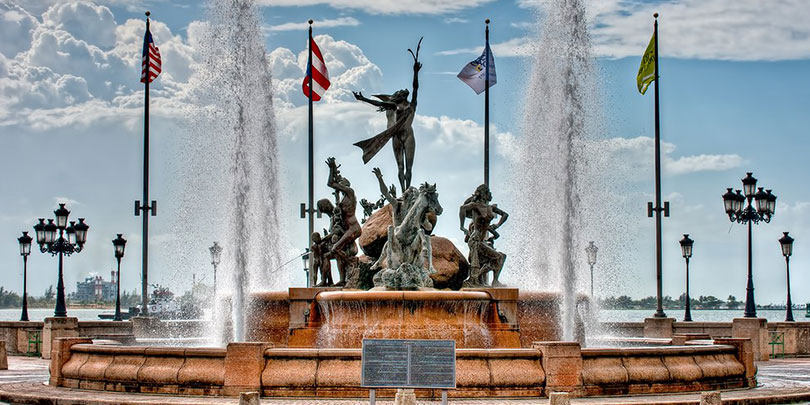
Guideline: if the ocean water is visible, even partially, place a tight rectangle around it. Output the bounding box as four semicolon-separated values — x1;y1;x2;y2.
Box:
598;308;805;323
1;308;802;324
0;308;108;321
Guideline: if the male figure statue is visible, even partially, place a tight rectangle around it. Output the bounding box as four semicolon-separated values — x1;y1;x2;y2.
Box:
325;157;362;287
353;38;422;191
459;184;509;287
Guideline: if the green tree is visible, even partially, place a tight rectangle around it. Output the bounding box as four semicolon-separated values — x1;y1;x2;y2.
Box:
615;295;633;309
0;287;22;308
727;295;741;309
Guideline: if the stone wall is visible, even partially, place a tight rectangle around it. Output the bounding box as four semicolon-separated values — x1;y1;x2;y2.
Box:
0;321;44;355
580;345;751;396
769;322;810;356
57;341;227;395
52;340;754;398
605;319;810;359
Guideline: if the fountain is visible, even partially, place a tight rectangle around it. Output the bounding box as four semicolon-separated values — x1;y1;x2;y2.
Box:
44;0;757;400
176;0;285;343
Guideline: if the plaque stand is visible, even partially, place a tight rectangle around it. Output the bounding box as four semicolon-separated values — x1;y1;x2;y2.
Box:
368;389;448;405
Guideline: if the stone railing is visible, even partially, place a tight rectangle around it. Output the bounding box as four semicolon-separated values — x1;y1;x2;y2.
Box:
603;318;810;360
0;321;44;355
768;322;810;357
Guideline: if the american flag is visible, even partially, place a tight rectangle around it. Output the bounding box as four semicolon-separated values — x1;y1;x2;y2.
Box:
302;38;330;101
141;26;161;84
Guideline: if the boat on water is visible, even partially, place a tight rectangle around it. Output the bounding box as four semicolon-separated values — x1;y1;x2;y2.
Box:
97;307;139;320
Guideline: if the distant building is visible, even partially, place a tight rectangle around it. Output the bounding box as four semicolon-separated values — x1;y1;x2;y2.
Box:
73;271;117;302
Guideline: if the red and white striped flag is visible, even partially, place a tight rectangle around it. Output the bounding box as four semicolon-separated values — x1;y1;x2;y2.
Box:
302;38;330;101
141;26;161;83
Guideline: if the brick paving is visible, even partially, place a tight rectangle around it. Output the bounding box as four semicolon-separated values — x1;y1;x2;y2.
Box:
1;357;809;404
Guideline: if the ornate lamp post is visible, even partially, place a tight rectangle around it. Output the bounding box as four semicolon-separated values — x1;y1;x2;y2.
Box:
721;172;776;318
302;248;311;288
33;204;89;317
585;242;598;297
778;232;795;322
209;242;222;286
112;234;127;321
17;231;33;321
679;234;694;322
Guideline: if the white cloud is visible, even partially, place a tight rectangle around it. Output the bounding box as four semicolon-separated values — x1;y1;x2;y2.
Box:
267;34;383;106
266;17;360;32
604;136;744;176
53;196;81;206
41;1;118;49
436;37;530;57
591;0;810;60
444;17;468;24
255;0;496;15
0;2;199;129
507;0;810;61
0;2;38;58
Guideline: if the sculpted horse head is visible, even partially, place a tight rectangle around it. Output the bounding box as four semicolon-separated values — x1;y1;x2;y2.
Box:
418;182;443;216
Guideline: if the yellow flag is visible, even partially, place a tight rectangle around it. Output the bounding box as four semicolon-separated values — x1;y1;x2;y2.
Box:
637;32;656;94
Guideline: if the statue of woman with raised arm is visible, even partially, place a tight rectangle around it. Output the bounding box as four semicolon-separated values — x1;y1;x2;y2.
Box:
353;38;423;192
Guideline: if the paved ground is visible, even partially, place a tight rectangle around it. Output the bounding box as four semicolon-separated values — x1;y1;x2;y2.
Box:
0;356;809;404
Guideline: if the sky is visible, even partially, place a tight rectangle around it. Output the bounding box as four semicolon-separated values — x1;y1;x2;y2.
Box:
1;0;810;312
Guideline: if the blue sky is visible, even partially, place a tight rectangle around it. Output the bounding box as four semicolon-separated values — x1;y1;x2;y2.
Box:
2;0;810;311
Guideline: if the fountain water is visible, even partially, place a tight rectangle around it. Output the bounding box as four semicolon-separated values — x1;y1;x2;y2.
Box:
511;0;597;341
178;0;285;343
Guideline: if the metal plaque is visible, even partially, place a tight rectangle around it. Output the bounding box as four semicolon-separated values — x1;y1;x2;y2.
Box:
361;339;456;389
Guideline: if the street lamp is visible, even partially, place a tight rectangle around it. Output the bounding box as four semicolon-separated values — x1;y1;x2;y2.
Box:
33;204;89;317
778;232;794;322
584;242;598;297
302;248;311;287
209;242;222;286
112;234;127;321
721;172;776;318
679;234;694;322
17;231;33;321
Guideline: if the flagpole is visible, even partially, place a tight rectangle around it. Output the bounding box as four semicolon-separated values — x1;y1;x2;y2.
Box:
141;11;151;317
484;18;490;189
652;12;666;318
307;19;314;288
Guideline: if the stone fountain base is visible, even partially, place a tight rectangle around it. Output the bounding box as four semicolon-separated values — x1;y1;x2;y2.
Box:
246;288;576;348
49;337;755;398
46;288;757;398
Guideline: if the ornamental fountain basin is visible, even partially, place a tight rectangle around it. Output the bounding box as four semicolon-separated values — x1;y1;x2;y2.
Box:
47;288;757;398
50;337;756;398
245;288;575;348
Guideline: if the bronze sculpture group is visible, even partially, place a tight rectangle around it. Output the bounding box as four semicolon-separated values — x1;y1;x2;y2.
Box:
308;38;509;290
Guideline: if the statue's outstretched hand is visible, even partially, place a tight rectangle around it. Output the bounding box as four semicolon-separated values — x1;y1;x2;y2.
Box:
352;91;364;100
372;167;382;178
414;61;422;72
326;157;339;172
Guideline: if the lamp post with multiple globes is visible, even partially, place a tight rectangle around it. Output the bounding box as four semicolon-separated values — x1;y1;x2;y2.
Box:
32;204;89;318
721;172;776;318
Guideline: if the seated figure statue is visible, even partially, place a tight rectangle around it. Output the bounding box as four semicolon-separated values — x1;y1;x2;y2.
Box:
459;184;509;287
